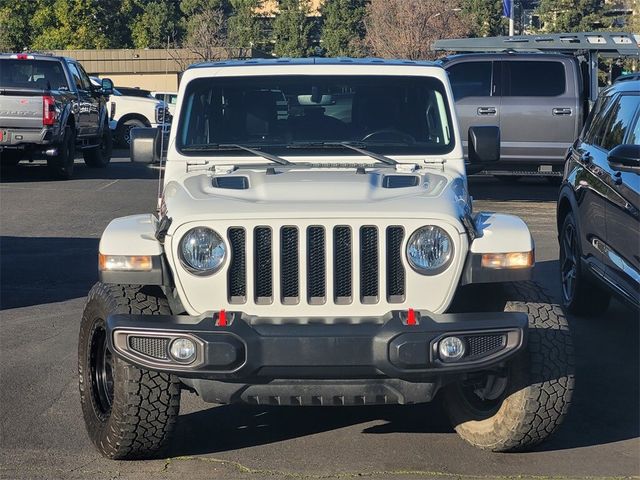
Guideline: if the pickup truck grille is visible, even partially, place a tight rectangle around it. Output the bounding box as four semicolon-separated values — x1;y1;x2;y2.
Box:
227;225;406;307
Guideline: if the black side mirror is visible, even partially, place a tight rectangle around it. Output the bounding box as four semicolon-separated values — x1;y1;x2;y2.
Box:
101;78;114;96
130;127;161;164
608;144;640;170
466;126;500;174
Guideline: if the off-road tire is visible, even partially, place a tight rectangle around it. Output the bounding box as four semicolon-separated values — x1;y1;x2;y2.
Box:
559;212;610;315
444;281;574;452
84;122;113;168
78;282;180;459
47;125;75;180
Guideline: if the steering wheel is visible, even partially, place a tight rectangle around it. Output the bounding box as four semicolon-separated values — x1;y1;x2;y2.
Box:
361;129;416;144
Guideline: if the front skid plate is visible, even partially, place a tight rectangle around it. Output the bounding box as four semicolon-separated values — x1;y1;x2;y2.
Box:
107;310;528;380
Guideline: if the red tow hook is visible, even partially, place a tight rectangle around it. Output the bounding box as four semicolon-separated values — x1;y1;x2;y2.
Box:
406;308;417;326
216;309;227;327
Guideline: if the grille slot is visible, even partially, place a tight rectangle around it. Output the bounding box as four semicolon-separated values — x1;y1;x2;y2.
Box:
228;228;246;303
254;227;273;303
333;226;352;304
129;336;169;360
360;226;379;303
280;227;299;304
467;335;506;358
307;226;326;304
386;227;405;302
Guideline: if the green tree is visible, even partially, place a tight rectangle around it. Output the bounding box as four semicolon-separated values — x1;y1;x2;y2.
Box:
180;0;227;16
272;0;312;57
536;0;612;32
320;0;366;57
461;0;504;37
228;0;263;50
0;1;38;52
131;0;181;48
31;0;110;50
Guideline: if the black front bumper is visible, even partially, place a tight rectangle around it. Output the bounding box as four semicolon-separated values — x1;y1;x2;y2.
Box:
107;310;527;382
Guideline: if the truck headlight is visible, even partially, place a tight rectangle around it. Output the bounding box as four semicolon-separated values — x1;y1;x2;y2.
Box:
406;226;453;275
179;227;226;275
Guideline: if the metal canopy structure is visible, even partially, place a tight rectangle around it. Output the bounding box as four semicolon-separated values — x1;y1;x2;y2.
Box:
433;32;640;103
432;32;640;56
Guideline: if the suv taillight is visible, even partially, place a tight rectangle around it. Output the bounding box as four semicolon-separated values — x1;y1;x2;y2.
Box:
43;95;57;126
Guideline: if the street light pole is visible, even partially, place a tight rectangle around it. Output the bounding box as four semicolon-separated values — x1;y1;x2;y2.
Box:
509;0;515;36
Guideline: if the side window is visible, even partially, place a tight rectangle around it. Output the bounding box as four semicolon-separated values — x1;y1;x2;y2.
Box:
505;61;566;97
628;112;640;146
76;64;92;91
66;63;83;91
447;62;492;100
601;95;640;150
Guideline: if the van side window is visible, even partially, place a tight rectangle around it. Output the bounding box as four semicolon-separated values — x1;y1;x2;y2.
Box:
447;62;492;100
601;95;640;150
505;61;565;97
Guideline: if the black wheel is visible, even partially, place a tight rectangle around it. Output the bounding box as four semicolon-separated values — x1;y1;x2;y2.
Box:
79;283;180;459
444;281;574;452
116;118;145;147
559;212;610;315
84;123;112;168
47;126;75;180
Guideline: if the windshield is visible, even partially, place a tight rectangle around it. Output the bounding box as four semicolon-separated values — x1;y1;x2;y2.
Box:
0;60;69;90
177;75;454;156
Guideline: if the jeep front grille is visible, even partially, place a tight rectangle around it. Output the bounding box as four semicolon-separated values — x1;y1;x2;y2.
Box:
227;225;405;307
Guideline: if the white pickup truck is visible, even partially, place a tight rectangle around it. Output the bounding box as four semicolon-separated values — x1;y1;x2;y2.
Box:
90;78;171;147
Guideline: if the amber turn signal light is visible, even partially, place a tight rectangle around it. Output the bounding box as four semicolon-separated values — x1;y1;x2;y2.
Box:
99;254;153;271
481;251;534;269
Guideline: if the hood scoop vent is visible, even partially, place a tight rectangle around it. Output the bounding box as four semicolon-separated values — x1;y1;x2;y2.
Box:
212;176;249;190
382;175;419;189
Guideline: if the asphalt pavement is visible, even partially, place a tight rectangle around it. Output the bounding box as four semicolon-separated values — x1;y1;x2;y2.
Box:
1;156;638;480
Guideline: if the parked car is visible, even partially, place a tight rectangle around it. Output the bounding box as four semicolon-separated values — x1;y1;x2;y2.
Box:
90;77;171;147
434;32;639;181
557;78;639;314
79;58;574;459
0;53;113;179
151;91;177;116
114;86;154;98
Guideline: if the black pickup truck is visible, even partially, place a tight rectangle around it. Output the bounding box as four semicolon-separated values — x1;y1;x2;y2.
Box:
0;54;113;179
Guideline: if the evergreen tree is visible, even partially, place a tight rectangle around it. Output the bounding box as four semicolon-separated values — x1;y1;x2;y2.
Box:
272;0;312;57
228;0;264;51
131;0;181;49
536;0;612;32
320;0;366;57
461;0;504;37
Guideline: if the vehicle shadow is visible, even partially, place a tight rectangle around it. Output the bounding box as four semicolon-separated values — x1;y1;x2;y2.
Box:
0;153;156;183
170;260;638;455
468;176;560;202
0;236;98;310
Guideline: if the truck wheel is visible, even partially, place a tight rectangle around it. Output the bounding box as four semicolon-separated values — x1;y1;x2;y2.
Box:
117;118;145;147
443;281;574;452
84;123;113;168
559;212;610;315
78;283;180;459
47;126;75;180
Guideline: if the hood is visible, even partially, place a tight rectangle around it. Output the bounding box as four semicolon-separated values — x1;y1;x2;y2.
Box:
116;95;165;107
163;168;469;232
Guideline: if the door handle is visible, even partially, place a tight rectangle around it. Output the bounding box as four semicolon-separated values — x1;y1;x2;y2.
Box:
477;107;497;116
553;108;572;116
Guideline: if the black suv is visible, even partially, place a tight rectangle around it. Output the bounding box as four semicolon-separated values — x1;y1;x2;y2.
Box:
557;79;639;314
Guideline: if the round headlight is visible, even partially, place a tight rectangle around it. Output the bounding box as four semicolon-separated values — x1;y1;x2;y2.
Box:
179;227;226;275
407;226;453;275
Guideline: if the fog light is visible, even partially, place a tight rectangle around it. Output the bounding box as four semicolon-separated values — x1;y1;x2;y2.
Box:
169;338;196;363
439;336;466;362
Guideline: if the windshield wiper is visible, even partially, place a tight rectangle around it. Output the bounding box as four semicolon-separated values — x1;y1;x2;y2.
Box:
181;143;290;165
287;141;397;166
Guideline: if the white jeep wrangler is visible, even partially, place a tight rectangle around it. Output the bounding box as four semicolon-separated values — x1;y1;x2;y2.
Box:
79;59;574;459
